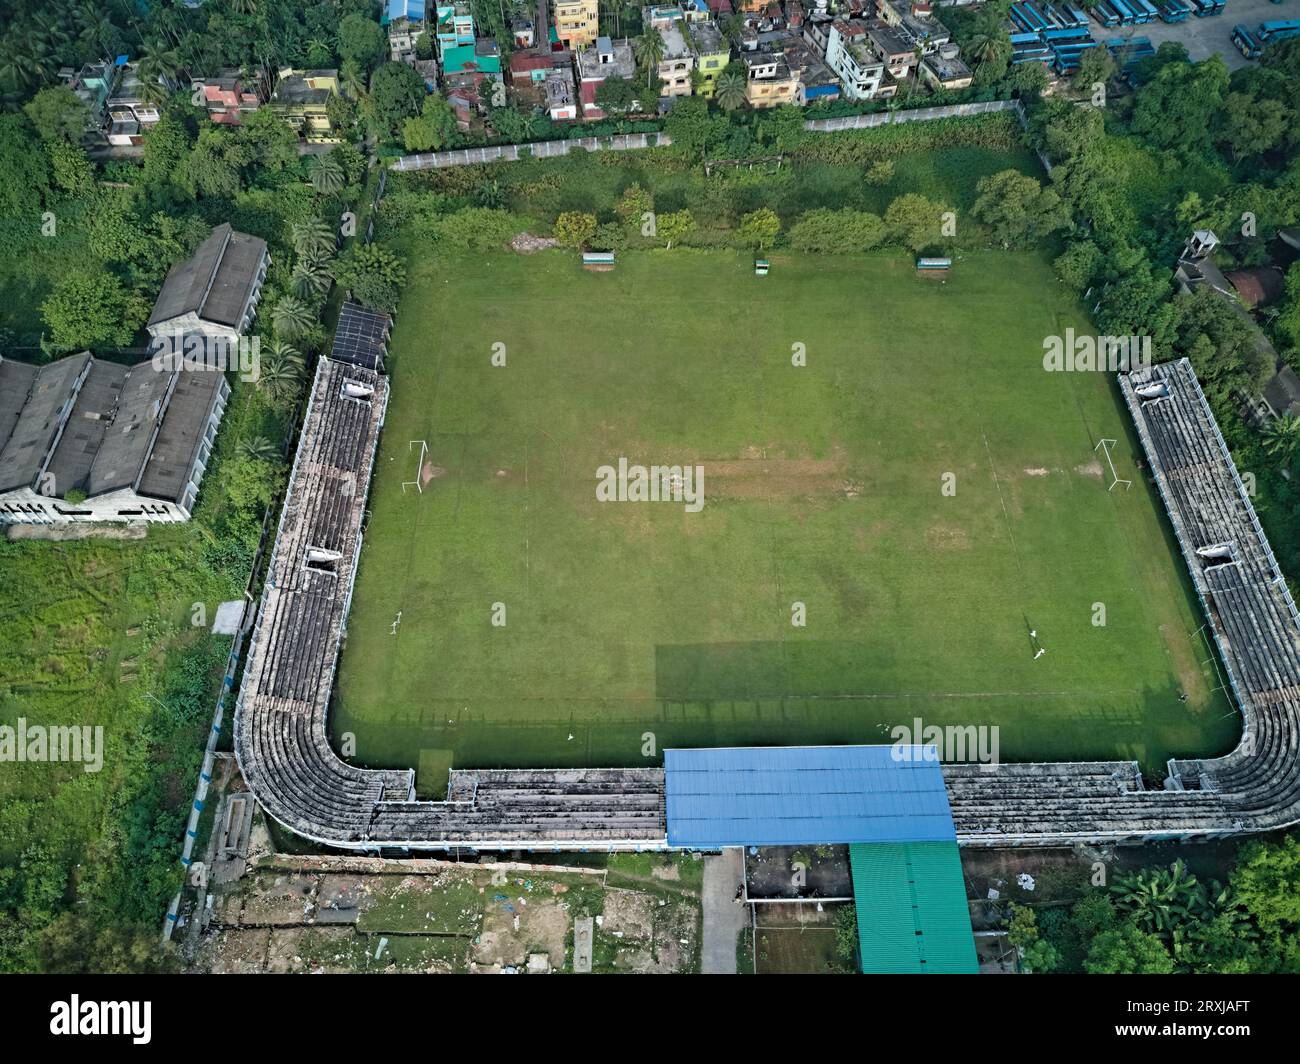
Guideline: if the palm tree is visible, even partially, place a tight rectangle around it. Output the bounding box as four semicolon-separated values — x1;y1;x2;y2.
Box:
340;57;366;100
291;258;331;299
714;68;747;112
137;45;182;93
257;341;305;403
291;218;337;258
1262;412;1300;462
271;296;314;342
308;153;345;195
238;435;281;462
966;13;1010;69
229;0;262;15
0;46;40;93
633;32;664;90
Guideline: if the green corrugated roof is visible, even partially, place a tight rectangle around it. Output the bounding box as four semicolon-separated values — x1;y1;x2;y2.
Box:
849;842;978;974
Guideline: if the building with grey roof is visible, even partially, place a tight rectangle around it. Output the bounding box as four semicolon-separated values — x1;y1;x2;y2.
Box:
147;223;270;342
0;353;228;525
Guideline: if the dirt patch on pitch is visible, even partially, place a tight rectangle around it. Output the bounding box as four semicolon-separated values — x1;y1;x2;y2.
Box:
926;524;971;551
705;457;851;500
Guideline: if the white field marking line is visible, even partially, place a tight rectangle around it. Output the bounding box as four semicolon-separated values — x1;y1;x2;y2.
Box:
982;431;1025;581
524;435;530;594
407;688;1152;703
1196;623;1232;698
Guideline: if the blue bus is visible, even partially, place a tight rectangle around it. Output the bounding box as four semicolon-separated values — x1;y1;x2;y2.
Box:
1232;22;1263;56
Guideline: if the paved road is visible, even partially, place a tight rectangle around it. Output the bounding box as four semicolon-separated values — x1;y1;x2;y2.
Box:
701;848;749;974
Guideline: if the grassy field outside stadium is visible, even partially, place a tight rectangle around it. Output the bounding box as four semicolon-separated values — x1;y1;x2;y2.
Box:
333;247;1238;791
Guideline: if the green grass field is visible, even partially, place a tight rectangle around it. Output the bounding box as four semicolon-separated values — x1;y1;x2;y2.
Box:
333;248;1238;788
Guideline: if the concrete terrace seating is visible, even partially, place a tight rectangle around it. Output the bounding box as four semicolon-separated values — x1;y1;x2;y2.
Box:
235;353;1300;850
943;358;1300;845
233;357;668;850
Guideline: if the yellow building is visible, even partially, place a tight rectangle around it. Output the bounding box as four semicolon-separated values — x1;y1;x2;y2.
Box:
269;68;340;141
742;53;799;109
554;0;599;49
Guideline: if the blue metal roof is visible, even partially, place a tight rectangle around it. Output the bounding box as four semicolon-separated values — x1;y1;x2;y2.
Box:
663;745;956;848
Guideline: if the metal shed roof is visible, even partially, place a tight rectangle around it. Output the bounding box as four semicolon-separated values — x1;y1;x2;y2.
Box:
849;842;978;974
663;745;956;848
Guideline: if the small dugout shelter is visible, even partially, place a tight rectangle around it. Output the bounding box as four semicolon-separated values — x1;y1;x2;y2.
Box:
754;258;770;276
916;256;952;279
582;250;615;271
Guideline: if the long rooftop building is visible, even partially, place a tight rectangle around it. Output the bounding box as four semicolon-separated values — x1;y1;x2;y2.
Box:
235;355;1300;851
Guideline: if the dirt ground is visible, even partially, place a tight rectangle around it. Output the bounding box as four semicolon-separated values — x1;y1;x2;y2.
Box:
472;890;569;970
190;849;704;975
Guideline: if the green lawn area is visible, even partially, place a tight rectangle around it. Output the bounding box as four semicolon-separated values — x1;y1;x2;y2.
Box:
333;247;1238;787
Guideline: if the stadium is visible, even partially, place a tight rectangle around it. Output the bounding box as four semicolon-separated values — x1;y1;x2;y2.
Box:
232;253;1300;856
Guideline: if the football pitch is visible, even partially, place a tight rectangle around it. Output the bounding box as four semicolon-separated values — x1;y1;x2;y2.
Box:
333;248;1238;792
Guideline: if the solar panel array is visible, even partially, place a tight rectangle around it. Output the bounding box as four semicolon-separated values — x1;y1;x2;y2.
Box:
329;301;391;371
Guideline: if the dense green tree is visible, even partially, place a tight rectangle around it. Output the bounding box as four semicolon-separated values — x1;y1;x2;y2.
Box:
737;207;780;249
1130;55;1229;154
1084;922;1175;974
23;86;88;143
884;192;949;251
403;95;458;152
41;272;146;351
368;62;426;137
595;76;637;115
0;115;50;217
337;13;385;69
788;208;885;254
656;209;695;249
553;210;598;248
331;242;407;311
972;169;1069;248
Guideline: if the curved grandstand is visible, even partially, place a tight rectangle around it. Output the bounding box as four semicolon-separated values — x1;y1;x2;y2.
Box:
234;354;1300;850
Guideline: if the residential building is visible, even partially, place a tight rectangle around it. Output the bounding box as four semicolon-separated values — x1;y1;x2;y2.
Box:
435;2;476;56
511;49;553;86
0;351;230;525
877;0;951;57
865;21;917;81
778;34;841;104
269;68;340;141
58;60;121;136
554;0;600;49
645;8;696;97
824;19;887;100
104;66;162;146
511;18;536;48
386;0;428;62
545;65;579;120
687;20;730;96
441;38;502;76
413;58;440;91
577;36;638;118
919;52;972;91
741;51;799;108
147;223;270;343
192;70;267;126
